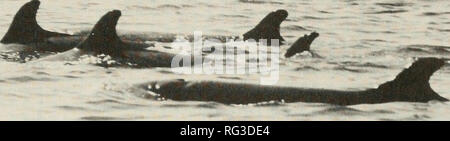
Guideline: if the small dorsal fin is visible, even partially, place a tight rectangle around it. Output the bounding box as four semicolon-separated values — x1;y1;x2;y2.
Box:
284;32;320;58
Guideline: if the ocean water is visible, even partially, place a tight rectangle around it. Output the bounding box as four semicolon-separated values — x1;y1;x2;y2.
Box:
0;0;449;120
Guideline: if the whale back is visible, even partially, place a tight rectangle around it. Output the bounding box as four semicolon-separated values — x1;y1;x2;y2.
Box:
243;9;288;45
138;57;448;105
1;0;70;44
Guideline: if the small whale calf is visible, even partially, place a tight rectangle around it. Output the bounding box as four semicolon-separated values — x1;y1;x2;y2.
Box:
285;32;320;58
137;58;448;105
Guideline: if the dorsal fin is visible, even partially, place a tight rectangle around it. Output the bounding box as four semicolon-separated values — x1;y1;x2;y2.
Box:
243;9;288;45
1;0;69;44
284;32;320;58
376;57;448;102
76;10;124;56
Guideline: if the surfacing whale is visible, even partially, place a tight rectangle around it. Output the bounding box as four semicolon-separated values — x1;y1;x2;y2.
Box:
243;9;288;46
0;0;80;53
285;32;320;58
40;10;190;68
1;0;150;62
136;58;448;105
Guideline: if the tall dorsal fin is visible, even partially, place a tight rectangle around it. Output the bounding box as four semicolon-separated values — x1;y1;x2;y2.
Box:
376;57;448;102
243;9;288;45
1;0;69;44
76;10;124;56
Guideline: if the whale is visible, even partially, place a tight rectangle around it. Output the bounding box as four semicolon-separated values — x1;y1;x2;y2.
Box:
39;10;196;68
1;1;288;61
69;10;290;45
1;0;151;63
284;32;320;58
135;57;448;105
243;9;288;46
0;0;80;53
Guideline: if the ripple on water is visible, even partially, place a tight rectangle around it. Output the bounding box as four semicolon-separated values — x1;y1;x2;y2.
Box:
365;10;408;14
400;45;450;55
294;66;320;71
220;14;250;19
422;12;450;16
288;106;368;117
7;76;53;82
375;2;413;8
310;106;395;117
318;10;333;14
337;61;390;69
252;101;286;107
160;104;191;108
34;71;50;75
87;99;145;107
156;4;182;9
404;114;431;120
196;103;221;109
81;116;129;121
301;16;328;20
127;5;155;10
372;109;396;114
333;66;368;73
361;39;389;43
61;75;80;79
320;106;363;114
217;76;242;80
56;106;99;112
429;27;450;33
157;70;175;74
238;0;283;5
282;25;310;31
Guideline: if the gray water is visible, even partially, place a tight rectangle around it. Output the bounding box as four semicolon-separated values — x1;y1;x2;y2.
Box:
0;0;449;120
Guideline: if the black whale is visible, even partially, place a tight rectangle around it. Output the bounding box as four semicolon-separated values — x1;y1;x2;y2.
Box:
39;10;195;68
243;9;288;46
137;58;448;105
1;0;150;61
1;0;79;52
285;32;320;58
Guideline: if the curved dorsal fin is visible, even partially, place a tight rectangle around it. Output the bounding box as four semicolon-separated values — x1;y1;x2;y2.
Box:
243;9;288;45
376;58;448;102
1;0;69;44
76;10;124;56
